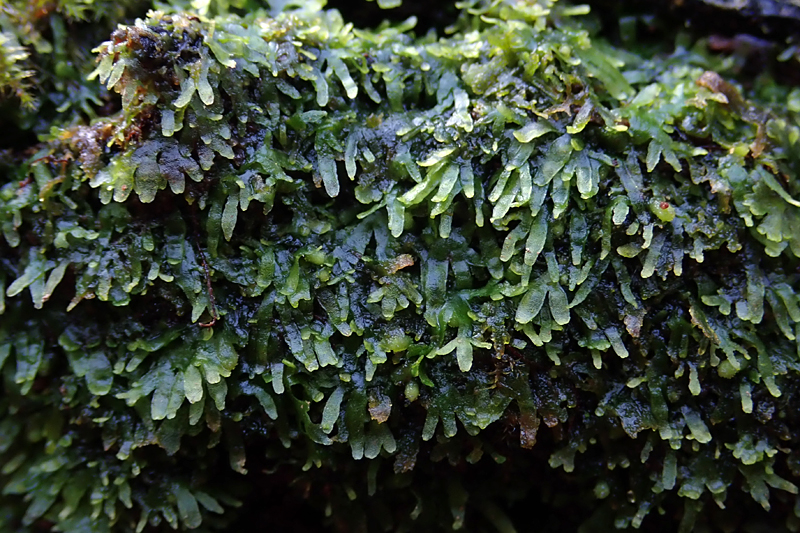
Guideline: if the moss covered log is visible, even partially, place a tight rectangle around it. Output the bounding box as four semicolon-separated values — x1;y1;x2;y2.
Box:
1;0;800;531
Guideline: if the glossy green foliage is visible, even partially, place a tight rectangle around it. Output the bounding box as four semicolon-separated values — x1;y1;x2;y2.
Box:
2;0;800;531
0;30;34;109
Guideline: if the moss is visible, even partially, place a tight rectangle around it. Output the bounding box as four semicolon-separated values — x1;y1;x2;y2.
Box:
1;0;800;531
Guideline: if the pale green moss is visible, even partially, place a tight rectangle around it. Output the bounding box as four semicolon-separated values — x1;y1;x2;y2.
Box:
1;0;800;531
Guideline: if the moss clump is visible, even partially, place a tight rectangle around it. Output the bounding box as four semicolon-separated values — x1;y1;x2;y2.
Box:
1;0;800;531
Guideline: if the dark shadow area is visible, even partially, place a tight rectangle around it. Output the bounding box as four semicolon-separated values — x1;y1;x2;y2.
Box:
225;466;331;532
581;0;800;44
326;0;459;33
578;0;800;86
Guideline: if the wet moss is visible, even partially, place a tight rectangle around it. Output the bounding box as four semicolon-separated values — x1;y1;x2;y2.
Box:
1;0;800;531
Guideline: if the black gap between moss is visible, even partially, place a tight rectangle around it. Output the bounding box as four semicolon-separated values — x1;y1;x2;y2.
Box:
326;0;459;33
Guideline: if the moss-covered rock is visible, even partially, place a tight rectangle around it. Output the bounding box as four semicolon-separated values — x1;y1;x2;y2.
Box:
1;0;800;531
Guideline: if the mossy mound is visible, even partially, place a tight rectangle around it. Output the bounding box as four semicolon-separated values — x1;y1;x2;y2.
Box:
1;0;800;531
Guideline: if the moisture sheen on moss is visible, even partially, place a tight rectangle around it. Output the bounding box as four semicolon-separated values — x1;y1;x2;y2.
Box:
1;0;800;531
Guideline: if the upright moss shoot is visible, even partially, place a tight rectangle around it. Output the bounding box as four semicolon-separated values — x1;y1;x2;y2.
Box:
1;0;800;531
